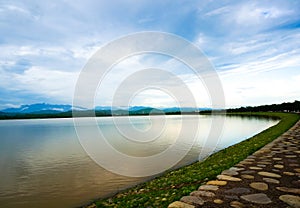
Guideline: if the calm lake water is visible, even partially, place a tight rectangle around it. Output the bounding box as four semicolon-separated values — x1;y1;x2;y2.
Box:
0;115;278;208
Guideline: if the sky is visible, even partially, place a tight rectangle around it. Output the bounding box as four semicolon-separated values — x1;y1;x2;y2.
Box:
0;0;300;109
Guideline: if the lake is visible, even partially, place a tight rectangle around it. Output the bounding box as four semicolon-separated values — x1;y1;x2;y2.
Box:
0;115;278;208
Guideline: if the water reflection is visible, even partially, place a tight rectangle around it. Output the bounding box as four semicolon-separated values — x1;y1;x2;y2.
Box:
0;116;278;208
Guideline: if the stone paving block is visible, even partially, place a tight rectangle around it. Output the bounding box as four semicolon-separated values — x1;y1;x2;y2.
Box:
279;195;300;208
180;196;204;206
168;201;195;208
240;193;272;204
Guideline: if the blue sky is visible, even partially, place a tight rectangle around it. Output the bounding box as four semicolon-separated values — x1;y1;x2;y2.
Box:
0;0;299;109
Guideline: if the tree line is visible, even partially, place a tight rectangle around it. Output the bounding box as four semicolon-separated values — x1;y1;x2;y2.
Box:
227;100;300;113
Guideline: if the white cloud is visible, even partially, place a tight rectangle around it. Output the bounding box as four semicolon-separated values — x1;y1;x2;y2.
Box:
0;66;79;103
220;67;300;107
193;1;300;107
93;53;212;108
3;4;29;14
234;3;293;26
129;89;178;107
0;4;30;16
220;50;300;77
1;0;299;108
204;6;231;16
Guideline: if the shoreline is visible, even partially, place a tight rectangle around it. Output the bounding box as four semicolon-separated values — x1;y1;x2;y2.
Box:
168;116;300;207
83;112;300;208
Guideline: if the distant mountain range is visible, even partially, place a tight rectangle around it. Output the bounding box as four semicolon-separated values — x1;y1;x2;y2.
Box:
1;103;85;114
0;103;211;115
1;101;298;120
2;103;73;114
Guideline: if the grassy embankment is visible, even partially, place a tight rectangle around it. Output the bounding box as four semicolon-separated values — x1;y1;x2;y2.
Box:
88;112;300;208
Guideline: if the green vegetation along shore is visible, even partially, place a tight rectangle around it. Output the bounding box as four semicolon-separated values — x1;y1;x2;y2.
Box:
85;112;300;208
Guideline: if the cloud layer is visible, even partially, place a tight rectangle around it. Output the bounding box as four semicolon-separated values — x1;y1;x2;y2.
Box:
0;0;299;109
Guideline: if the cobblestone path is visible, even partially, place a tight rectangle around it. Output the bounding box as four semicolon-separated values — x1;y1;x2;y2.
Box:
168;121;300;208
